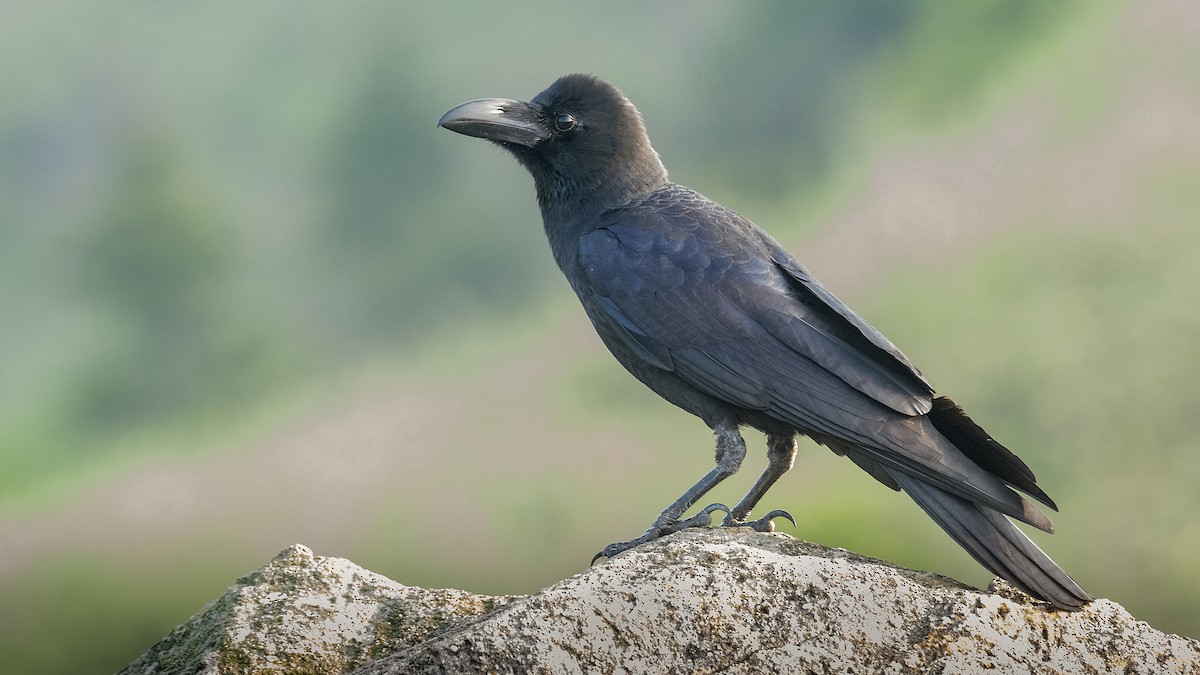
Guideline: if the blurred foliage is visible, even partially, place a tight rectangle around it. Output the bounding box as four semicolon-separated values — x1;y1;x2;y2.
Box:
0;0;1084;506
865;166;1200;630
76;141;256;426
0;546;237;675
6;1;1199;674
873;1;1082;122
685;2;913;199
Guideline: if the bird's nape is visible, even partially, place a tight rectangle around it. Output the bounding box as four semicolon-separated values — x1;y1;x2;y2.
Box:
438;74;1090;610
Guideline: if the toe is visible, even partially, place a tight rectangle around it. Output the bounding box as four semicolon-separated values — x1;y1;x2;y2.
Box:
663;503;730;533
723;508;795;532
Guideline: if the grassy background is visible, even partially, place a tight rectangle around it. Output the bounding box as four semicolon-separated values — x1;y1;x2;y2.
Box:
2;2;1199;672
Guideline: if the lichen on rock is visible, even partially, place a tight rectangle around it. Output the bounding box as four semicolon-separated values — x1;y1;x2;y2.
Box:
121;532;1200;675
119;544;505;675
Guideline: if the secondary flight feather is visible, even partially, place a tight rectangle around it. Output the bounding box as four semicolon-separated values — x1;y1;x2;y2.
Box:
439;73;1089;610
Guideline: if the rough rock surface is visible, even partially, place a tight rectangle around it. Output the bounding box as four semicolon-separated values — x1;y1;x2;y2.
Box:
122;530;1199;674
119;544;508;674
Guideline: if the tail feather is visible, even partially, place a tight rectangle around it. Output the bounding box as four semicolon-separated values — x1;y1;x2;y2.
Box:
888;469;1091;610
927;396;1056;510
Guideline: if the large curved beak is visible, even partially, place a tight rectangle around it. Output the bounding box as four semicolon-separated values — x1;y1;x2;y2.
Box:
437;98;548;148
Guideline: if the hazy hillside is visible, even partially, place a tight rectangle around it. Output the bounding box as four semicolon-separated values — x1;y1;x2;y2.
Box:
3;2;1199;673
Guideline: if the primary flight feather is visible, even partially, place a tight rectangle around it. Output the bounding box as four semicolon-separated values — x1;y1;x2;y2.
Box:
439;74;1089;610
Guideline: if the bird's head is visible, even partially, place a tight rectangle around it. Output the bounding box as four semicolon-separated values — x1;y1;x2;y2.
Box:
439;74;668;217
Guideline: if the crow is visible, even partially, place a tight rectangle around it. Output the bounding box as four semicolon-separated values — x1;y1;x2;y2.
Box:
438;73;1090;609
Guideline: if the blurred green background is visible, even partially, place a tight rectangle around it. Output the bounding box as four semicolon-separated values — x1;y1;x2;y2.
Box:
2;2;1199;672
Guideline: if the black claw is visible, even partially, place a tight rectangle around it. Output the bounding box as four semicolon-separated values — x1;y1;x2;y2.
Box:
590;532;656;565
664;502;730;532
590;535;638;562
589;503;733;565
723;508;796;532
591;538;642;564
705;502;733;518
762;508;796;528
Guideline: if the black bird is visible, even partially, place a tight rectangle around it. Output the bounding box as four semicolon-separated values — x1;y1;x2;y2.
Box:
438;74;1090;610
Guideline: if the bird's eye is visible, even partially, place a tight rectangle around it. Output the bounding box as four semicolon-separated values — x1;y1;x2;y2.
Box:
554;113;577;132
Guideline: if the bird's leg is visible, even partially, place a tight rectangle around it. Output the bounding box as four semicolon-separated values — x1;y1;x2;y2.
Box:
722;433;797;532
592;422;745;562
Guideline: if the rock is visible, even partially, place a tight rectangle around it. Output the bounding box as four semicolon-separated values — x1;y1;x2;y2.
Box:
121;530;1200;675
118;544;508;674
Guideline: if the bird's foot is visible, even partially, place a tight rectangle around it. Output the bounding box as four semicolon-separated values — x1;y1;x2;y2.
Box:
721;508;795;533
591;503;730;564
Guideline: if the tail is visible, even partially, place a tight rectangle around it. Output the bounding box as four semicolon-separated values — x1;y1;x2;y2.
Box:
889;470;1091;610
